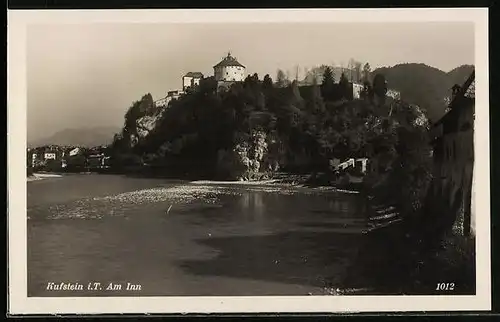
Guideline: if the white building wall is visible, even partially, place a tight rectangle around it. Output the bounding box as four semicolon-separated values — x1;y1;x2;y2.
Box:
155;97;168;107
69;148;80;156
352;83;364;99
44;153;56;160
183;76;193;89
183;76;202;90
214;65;245;82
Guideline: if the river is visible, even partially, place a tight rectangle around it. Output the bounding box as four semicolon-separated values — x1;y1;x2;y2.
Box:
27;173;370;296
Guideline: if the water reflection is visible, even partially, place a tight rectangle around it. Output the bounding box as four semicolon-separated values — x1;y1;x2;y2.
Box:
238;191;265;222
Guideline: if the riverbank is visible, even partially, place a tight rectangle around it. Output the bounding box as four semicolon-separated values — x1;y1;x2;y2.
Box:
64;167;365;192
27;173;63;182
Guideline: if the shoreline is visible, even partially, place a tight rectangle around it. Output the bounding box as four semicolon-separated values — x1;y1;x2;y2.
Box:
190;179;361;194
26;170;363;193
27;173;64;182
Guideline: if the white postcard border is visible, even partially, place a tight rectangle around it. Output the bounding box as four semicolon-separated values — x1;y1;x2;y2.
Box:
8;8;490;315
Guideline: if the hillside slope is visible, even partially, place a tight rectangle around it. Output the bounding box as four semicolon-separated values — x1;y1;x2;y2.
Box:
373;64;474;122
29;126;121;148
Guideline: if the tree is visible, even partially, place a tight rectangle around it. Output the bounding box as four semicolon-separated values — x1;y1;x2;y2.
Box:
263;74;273;90
339;72;350;99
294;65;300;81
361;81;373;100
276;69;288;88
304;66;324;85
362;63;372;83
373;73;388;105
348;58;357;82
354;61;363;83
321;66;335;100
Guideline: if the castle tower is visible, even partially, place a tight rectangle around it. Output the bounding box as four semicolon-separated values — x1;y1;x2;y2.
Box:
213;52;246;82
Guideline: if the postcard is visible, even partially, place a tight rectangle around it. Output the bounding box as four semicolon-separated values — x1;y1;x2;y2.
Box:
7;8;490;315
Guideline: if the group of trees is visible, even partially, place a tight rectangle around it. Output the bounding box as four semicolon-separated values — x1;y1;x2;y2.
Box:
288;60;373;86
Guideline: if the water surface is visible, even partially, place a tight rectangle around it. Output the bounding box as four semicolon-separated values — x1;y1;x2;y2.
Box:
28;174;369;296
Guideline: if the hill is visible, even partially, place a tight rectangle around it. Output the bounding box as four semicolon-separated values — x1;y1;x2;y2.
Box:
29;126;121;148
372;63;474;122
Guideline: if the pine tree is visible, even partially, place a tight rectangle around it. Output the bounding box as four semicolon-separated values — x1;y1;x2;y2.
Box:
263;74;273;90
339;72;350;99
354;61;363;83
362;63;372;83
320;66;335;100
373;73;388;105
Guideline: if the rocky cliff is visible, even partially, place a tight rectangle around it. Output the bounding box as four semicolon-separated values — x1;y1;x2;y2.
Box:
119;93;166;148
216;130;283;181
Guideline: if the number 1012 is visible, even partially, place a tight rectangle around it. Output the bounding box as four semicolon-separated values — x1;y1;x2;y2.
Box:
436;283;455;291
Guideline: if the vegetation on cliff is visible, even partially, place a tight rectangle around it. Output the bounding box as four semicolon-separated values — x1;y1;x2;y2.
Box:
111;69;432;221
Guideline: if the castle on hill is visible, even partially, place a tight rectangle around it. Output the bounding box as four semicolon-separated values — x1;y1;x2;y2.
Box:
154;52;400;107
213;52;246;92
154;52;247;107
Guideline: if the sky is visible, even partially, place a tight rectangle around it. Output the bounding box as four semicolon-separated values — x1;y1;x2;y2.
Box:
27;22;474;142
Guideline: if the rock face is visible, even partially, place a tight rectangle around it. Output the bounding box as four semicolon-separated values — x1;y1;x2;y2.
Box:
127;107;165;148
136;115;160;139
216;130;282;180
117;93;165;149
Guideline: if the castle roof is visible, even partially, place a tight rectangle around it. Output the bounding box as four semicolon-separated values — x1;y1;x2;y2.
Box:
183;72;204;78
213;53;245;69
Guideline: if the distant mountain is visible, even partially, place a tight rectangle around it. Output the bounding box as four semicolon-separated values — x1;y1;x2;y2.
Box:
372;63;474;122
28;126;121;148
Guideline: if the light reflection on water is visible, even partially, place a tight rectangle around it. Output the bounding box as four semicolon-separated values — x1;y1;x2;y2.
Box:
27;174;368;296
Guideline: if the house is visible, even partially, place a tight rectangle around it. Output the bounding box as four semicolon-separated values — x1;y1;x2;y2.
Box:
31;153;38;167
352;83;364;99
155;90;184;108
335;158;355;171
87;153;111;169
333;157;369;175
214;52;246;92
44;152;57;160
154;96;169;108
354;158;368;174
182;72;204;92
69;147;80;156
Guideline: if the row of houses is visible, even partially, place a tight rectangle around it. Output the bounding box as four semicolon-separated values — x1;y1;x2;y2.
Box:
27;145;111;171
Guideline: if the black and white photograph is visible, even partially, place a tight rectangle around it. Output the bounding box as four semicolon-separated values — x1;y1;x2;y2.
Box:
8;8;490;314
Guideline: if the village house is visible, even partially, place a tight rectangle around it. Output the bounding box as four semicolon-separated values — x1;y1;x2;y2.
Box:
43;151;57;160
332;157;369;175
